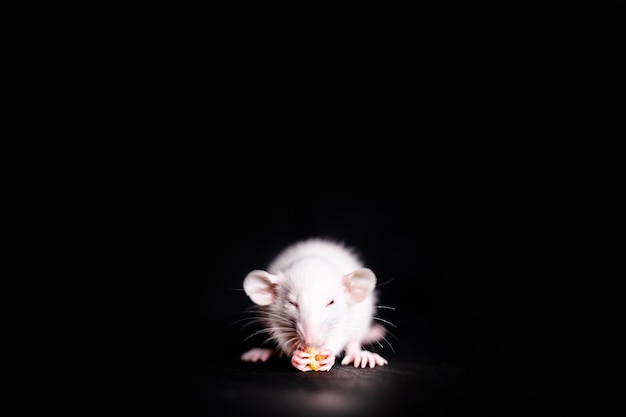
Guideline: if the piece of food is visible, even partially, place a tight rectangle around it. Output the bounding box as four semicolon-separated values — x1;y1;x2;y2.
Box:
305;347;328;371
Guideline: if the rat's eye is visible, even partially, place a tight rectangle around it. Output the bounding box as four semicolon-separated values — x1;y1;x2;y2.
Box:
326;300;335;307
289;300;298;308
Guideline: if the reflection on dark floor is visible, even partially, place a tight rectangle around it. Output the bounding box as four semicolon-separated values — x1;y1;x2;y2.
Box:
179;350;556;417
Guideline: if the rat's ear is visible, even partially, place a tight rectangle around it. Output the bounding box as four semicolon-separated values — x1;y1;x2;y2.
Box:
243;270;279;306
343;268;377;304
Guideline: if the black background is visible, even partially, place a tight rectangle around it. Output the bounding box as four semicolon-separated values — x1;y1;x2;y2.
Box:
4;4;619;416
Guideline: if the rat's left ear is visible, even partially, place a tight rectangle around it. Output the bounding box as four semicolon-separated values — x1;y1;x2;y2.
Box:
243;270;279;306
343;268;377;304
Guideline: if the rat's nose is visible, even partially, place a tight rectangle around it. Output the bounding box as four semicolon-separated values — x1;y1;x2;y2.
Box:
302;323;321;347
297;320;322;346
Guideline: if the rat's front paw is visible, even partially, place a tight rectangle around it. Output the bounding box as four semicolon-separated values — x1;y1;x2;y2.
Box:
313;348;335;372
291;347;335;372
291;349;313;372
341;350;388;368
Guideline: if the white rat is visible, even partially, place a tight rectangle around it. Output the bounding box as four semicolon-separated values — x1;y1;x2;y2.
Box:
241;238;389;372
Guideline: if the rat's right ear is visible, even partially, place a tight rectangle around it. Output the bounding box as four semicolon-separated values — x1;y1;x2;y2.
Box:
243;270;279;306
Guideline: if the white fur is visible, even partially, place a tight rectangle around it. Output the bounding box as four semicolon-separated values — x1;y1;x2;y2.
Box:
267;238;363;275
242;238;388;371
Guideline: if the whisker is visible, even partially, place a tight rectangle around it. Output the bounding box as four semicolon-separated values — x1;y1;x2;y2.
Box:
375;305;396;310
240;321;262;330
379;334;396;353
260;311;294;322
373;316;397;328
261;335;281;347
375;278;395;287
229;316;264;327
241;328;273;344
272;326;293;333
284;335;300;347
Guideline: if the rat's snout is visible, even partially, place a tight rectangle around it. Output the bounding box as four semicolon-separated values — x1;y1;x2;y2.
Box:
297;320;323;347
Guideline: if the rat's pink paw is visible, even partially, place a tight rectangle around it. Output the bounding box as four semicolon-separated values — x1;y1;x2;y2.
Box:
291;348;335;372
241;348;273;362
341;350;388;368
291;349;314;372
317;349;336;372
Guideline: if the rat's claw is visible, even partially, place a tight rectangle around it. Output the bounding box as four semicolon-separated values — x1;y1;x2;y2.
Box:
341;351;388;368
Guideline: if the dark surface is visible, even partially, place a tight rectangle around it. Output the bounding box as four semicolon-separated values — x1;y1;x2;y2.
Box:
173;311;559;417
179;354;547;417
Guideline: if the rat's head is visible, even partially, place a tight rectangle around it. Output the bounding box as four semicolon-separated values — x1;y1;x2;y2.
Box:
243;258;376;351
